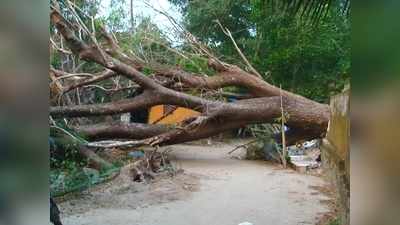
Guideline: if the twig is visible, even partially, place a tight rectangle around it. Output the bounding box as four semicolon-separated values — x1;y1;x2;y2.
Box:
64;0;108;64
280;84;287;168
228;139;259;154
50;125;88;144
143;1;227;70
50;37;72;54
61;69;118;94
50;73;95;84
86;140;147;148
85;84;138;93
215;20;263;78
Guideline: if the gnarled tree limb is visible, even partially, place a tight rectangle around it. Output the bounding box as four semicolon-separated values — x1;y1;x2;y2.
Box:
50;8;330;147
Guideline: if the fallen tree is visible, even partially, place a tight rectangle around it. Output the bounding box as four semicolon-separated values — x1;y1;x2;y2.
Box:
49;5;330;148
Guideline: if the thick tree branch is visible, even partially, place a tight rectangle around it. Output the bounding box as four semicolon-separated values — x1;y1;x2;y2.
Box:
64;70;117;93
77;122;169;141
51;90;161;117
51;10;159;90
99;26;145;70
80;96;329;147
215;20;263;78
50;8;330;146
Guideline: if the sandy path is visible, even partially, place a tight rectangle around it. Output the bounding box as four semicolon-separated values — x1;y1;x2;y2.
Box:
59;141;330;225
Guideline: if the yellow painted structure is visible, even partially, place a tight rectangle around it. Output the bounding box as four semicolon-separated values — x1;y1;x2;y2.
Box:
148;105;200;124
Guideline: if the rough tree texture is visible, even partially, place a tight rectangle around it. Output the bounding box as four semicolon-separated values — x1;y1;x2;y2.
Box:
50;8;330;147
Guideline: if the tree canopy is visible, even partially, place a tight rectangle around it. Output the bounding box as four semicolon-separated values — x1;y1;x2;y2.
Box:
170;0;350;102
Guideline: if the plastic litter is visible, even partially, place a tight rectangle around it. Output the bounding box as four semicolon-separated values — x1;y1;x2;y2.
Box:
128;150;145;158
238;222;253;225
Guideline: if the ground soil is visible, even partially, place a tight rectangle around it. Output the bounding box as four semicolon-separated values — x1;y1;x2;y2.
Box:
58;139;333;225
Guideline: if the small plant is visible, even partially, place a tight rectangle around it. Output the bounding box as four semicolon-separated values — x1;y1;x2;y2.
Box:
328;218;340;225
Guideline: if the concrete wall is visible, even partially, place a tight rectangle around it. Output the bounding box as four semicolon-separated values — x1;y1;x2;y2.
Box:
321;88;350;225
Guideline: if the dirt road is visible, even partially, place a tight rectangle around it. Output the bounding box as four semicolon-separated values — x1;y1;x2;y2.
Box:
59;141;331;225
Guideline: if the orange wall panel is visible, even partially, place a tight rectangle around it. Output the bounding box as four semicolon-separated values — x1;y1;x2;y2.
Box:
157;107;200;124
148;105;164;124
148;105;200;125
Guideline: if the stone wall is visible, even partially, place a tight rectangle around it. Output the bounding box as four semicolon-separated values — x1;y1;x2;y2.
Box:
321;88;350;225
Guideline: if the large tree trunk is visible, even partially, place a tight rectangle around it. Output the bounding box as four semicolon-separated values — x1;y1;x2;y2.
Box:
49;9;330;148
77;122;169;141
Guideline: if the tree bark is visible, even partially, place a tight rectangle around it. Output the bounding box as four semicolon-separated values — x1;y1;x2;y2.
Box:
50;9;330;147
77;122;169;141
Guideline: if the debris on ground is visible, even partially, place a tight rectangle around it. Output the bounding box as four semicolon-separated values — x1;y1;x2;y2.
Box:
311;183;340;225
288;140;322;174
245;142;266;160
127;150;175;183
58;164;199;217
128;150;145;159
262;140;281;163
58;142;331;225
233;138;322;172
238;222;253;225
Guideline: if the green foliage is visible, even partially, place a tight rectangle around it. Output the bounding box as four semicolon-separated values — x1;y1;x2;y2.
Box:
50;165;120;197
102;0;129;32
50;124;88;170
261;0;350;23
245;141;265;160
49;137;86;169
328;218;340;225
171;0;350;22
253;5;350;102
113;16;176;65
52;0;350;102
177;55;216;75
50;53;61;68
170;0;350;102
49;125;120;197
